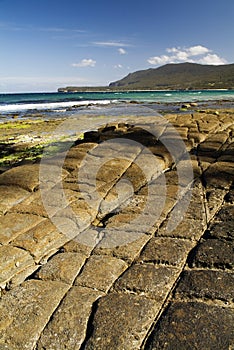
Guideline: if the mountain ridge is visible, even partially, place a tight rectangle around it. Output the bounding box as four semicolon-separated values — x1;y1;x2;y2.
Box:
109;62;234;90
58;62;234;92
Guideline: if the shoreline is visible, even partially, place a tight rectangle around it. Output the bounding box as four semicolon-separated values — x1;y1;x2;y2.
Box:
0;106;233;170
1;99;234;122
58;88;232;93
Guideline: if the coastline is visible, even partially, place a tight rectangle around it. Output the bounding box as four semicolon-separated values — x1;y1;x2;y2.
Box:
0;106;233;348
1;98;234;124
0;105;233;170
57;88;232;92
1;89;234;119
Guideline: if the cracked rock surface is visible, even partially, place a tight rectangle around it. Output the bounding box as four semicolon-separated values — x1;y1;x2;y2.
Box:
0;110;233;349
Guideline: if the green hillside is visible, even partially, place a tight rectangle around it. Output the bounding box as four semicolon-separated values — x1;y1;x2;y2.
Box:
109;62;234;90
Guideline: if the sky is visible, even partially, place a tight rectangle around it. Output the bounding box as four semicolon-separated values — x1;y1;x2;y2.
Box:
0;0;233;92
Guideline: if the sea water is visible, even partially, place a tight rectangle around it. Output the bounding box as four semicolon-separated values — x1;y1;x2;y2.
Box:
0;90;234;116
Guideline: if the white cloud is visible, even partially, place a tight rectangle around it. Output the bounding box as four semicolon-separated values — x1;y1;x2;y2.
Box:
148;45;227;66
148;55;171;65
114;64;123;69
187;45;210;56
175;51;189;61
118;48;126;55
72;59;96;67
92;41;130;47
166;47;180;54
197;54;227;65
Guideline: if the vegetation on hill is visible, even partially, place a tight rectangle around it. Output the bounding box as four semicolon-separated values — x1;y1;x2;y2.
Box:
109;63;234;90
58;63;234;92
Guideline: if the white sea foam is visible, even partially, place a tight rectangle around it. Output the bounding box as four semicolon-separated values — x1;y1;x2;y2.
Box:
0;100;114;113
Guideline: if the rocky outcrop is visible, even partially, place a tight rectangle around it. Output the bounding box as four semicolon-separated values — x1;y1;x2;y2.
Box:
0;110;233;349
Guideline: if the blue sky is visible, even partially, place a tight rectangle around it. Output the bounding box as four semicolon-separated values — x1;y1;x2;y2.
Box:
0;0;233;92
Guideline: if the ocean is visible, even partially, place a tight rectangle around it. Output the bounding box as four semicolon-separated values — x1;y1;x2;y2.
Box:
0;90;234;119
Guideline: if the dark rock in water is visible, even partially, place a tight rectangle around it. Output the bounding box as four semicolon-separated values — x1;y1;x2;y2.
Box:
128;100;141;104
181;103;191;109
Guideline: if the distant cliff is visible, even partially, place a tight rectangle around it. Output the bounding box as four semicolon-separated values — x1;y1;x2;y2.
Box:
109;63;234;90
58;62;234;92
